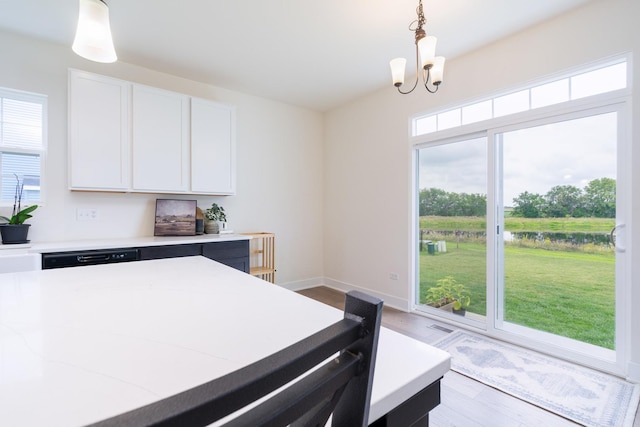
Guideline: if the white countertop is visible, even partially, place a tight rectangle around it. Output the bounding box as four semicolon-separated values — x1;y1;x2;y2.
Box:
0;233;250;255
0;256;450;426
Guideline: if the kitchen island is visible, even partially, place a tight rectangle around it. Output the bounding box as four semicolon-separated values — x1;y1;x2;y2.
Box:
0;256;450;426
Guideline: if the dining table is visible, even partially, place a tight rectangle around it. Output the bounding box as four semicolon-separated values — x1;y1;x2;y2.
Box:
0;256;450;426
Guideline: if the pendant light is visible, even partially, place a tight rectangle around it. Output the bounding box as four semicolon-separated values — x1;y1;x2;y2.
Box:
72;0;117;63
390;0;445;94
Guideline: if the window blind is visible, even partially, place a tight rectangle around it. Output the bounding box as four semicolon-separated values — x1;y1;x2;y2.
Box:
0;88;46;203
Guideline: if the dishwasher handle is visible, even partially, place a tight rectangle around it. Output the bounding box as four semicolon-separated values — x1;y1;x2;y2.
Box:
77;254;112;263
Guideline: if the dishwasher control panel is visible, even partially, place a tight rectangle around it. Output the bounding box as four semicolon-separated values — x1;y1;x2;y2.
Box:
42;248;140;269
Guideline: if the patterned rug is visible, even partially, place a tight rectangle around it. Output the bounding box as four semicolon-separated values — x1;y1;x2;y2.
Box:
434;330;640;427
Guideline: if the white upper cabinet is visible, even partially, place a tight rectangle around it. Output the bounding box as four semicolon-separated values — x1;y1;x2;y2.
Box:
68;70;236;195
191;98;236;195
68;70;130;190
132;85;189;193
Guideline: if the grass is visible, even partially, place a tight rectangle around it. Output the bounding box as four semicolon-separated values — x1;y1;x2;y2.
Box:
420;243;487;314
503;246;614;348
419;237;615;349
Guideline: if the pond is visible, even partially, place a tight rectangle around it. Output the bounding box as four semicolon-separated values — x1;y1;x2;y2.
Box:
504;231;612;246
420;229;612;247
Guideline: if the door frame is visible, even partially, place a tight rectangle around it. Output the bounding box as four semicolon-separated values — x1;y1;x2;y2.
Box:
411;95;632;376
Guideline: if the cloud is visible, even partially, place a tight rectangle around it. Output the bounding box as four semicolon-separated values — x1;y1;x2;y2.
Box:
418;112;617;207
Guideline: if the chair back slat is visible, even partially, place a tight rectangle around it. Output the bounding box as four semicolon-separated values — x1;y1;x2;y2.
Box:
88;290;383;427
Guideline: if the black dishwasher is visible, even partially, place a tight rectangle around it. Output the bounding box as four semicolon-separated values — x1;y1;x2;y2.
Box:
42;248;140;269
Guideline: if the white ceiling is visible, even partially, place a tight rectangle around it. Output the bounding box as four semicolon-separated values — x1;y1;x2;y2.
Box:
0;0;595;111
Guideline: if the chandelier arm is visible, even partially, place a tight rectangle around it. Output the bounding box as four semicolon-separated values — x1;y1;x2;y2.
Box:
397;75;420;95
396;45;421;94
424;83;439;94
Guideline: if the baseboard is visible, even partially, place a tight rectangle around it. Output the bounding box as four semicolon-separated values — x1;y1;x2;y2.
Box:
321;277;410;312
628;361;640;383
277;277;325;292
278;276;410;311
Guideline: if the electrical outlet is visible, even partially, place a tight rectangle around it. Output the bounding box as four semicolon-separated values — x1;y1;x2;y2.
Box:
389;272;399;280
77;208;99;221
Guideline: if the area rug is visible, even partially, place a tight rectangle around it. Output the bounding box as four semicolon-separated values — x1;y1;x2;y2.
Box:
433;330;640;427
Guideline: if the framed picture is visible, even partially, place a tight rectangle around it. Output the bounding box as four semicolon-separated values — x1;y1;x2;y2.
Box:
154;199;197;236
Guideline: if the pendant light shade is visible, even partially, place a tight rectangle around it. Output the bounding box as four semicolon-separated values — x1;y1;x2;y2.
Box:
390;58;407;87
72;0;117;63
418;36;437;70
430;56;446;85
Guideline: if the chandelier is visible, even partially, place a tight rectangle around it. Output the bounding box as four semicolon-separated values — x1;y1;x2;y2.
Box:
389;0;445;94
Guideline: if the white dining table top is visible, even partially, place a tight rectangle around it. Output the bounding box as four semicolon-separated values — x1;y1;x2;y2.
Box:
0;256;450;426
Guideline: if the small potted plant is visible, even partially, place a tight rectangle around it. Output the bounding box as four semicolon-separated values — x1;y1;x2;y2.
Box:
425;276;471;315
203;203;227;234
0;175;38;244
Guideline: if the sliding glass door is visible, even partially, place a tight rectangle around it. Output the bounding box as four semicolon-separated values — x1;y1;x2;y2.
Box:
495;108;623;358
416;136;487;325
415;105;627;368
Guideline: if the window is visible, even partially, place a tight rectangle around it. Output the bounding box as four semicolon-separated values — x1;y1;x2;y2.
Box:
414;59;628;136
437;108;461;130
462;100;492;125
493;90;529;118
0;88;46;204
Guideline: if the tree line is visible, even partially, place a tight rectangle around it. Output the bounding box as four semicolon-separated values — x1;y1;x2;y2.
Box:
419;188;486;217
419;178;615;218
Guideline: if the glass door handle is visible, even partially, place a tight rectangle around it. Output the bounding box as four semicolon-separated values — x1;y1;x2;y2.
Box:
610;224;625;252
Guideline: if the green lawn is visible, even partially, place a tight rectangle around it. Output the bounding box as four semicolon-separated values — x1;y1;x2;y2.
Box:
419;242;615;349
420;243;487;314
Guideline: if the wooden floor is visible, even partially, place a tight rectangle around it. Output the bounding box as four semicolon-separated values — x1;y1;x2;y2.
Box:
297;286;640;427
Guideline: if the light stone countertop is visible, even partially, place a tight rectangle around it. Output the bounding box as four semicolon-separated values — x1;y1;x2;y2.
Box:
9;233;250;254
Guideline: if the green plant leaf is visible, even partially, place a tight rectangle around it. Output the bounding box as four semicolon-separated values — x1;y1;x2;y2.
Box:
7;205;38;224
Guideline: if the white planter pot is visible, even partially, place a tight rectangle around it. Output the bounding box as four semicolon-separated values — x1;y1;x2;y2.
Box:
204;220;220;234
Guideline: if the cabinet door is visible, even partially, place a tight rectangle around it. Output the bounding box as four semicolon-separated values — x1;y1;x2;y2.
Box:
138;244;202;260
132;85;189;192
69;70;130;190
191;98;236;195
202;240;249;273
216;257;250;274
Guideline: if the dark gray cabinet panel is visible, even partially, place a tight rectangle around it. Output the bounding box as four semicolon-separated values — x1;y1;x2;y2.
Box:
137;240;250;274
202;241;250;274
138;244;201;260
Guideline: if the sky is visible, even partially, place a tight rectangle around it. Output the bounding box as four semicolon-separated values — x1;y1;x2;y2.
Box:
418;111;617;207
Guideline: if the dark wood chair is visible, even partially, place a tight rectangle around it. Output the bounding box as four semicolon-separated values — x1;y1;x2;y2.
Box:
88;290;383;427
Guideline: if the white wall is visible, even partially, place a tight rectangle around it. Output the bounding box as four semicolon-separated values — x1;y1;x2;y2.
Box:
324;0;640;378
0;30;325;286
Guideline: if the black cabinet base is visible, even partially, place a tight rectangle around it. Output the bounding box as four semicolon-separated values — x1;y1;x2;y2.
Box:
137;240;250;274
369;379;441;427
202;241;250;274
